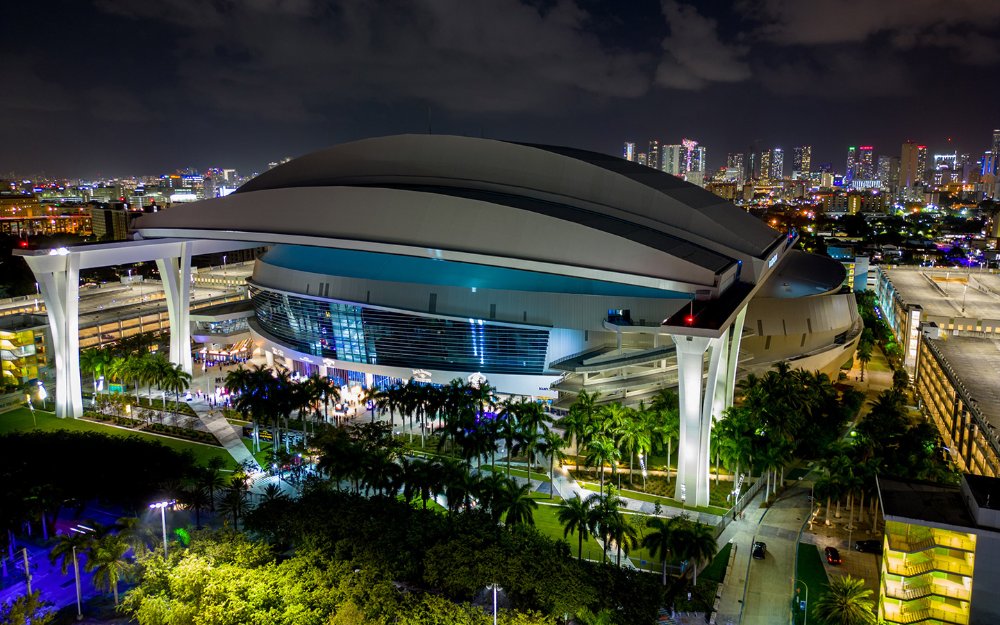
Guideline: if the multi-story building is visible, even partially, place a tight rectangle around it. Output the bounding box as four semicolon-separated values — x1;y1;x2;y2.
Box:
648;140;661;172
726;153;745;185
662;144;683;176
623;142;636;162
901;141;923;189
846;146;858;182
877;474;1000;624
767;148;784;181
858;145;875;181
791;145;811;180
878;155;900;189
915;332;1000;477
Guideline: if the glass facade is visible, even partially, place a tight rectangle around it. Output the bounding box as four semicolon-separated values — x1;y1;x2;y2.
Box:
250;286;549;375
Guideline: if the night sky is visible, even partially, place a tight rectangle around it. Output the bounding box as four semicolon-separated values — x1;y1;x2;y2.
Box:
4;0;1000;177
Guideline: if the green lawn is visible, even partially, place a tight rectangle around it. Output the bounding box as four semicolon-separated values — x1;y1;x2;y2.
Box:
794;544;830;625
700;541;732;583
574;480;729;517
0;407;238;469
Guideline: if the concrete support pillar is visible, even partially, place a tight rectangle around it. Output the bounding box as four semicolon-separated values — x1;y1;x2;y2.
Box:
156;242;193;374
28;253;83;418
265;350;274;367
672;332;728;508
724;305;748;407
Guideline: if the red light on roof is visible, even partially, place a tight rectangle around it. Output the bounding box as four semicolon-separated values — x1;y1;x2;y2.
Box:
684;315;695;325
18;240;28;248
917;145;927;149
859;146;873;150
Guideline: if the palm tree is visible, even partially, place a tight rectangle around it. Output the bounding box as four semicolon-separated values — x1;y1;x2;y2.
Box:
513;424;545;486
160;362;192;412
218;485;249;530
615;414;649;488
650;389;680;481
84;533;130;606
260;483;288;504
584;435;620;493
562;390;600;455
79;348;111;401
812;575;877;625
538;430;567;498
674;518;718;585
497;397;521;476
115;516;156;557
643;516;681;585
557;494;596;560
49;530;91;577
589;493;626;563
856;339;873;382
498;481;538;528
180;479;210;529
608;512;640;567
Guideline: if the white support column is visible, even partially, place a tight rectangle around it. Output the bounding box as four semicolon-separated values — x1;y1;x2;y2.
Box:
29;253;83;418
156;242;193;374
724;305;748;407
672;334;725;507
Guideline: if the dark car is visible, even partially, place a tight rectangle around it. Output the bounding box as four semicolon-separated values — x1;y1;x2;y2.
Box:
824;546;842;565
752;541;766;560
854;539;882;553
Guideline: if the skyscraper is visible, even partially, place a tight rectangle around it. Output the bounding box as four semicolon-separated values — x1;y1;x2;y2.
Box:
858;146;875;180
726;153;745;184
993;129;1000;168
768;148;784;180
792;146;811;179
648;140;661;172
916;145;928;183
900;141;921;188
623;142;636;162
877;155;899;189
845;146;858;182
662;144;683;176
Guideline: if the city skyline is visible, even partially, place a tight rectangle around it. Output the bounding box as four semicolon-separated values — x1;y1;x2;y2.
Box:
3;1;1000;176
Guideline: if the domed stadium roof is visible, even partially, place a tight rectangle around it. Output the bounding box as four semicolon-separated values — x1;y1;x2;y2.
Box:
136;134;787;297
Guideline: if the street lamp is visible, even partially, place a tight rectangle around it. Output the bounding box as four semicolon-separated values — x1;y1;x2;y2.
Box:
149;500;175;558
222;255;227;276
487;583;502;625
70;525;94;621
795;580;810;625
37;382;47;412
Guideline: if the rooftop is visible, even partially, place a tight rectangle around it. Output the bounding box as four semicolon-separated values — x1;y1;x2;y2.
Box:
881;267;1000;321
925;335;1000;429
878;476;976;529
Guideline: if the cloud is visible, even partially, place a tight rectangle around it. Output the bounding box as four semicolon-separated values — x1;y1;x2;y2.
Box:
93;0;653;118
654;0;751;90
749;0;1000;60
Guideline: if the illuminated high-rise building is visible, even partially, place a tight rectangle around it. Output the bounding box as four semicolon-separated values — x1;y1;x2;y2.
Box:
992;129;1000;168
623;142;636;162
858;146;875;181
791;146;811;179
845;146;858;182
916;145;928;183
648;140;661;172
681;138;705;173
900;141;921;188
662;144;683;176
878;155;899;189
726;153;745;184
768;148;784;180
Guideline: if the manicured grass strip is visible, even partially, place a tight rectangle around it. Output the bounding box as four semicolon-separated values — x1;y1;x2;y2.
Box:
575;480;729;517
0;408;237;469
700;541;732;583
793;544;830;625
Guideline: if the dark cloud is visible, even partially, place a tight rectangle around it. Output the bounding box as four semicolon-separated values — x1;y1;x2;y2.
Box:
95;0;652;116
655;0;751;90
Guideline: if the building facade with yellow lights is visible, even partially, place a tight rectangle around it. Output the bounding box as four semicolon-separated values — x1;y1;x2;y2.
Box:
878;475;1000;624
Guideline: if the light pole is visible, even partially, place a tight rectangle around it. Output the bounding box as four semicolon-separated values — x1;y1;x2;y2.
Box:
222;255;227;276
487;583;501;625
149;500;175;558
26;395;36;427
21;548;31;595
70;525;93;621
795;579;810;625
37;382;47;412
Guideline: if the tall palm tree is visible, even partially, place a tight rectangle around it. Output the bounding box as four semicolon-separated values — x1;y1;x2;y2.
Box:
608;512;640;567
589;493;626;564
218;486;249;530
538;430;568;498
513;424;545;486
557;494;596;560
643;516;681;585
180;479;210;529
499;481;538;528
812;575;877;625
584;435;620;493
115;516;156;557
650;389;680;481
497;397;522;476
49;530;91;576
615;415;649;488
84;533;130;606
674;518;718;585
160;362;192;412
562;390;600;455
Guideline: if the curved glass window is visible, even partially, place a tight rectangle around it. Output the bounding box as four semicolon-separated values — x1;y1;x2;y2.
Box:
250;286;549;374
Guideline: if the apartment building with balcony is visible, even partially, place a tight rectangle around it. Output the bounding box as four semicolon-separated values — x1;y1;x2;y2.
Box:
878;475;1000;624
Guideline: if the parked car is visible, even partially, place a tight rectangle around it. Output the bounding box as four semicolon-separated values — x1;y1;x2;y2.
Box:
824;546;842;565
854;539;882;553
752;541;766;560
